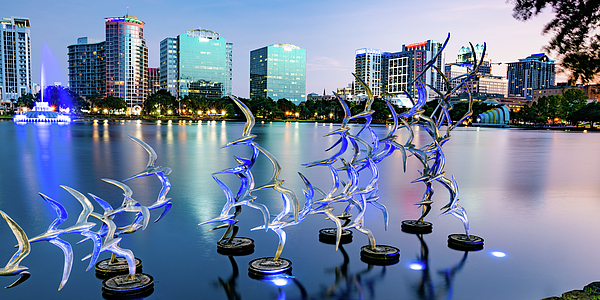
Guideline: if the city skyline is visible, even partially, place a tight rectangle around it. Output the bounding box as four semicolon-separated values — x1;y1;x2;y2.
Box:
5;0;562;99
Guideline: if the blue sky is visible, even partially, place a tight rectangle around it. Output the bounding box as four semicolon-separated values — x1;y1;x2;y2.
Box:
6;0;559;98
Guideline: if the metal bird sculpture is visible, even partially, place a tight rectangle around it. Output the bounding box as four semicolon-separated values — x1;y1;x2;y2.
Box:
0;210;31;289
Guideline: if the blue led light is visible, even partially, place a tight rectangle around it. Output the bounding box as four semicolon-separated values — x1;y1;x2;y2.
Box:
409;262;425;270
491;251;506;258
271;278;289;286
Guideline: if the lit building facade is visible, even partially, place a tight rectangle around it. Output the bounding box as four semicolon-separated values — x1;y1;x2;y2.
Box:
464;75;508;97
507;53;555;98
160;37;178;97
0;17;32;104
148;67;160;95
354;48;382;96
401;40;445;99
457;44;491;74
250;44;306;104
356;39;444;100
68;37;106;99
160;29;232;99
105;15;148;108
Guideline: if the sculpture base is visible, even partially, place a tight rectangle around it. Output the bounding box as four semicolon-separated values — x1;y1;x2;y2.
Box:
360;245;400;265
217;237;255;256
401;220;433;234
95;257;143;279
318;228;353;245
447;234;484;251
248;257;292;278
102;273;154;298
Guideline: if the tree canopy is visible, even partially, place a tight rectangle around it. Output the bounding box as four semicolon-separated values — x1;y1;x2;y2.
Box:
511;0;600;84
88;94;126;113
513;88;589;124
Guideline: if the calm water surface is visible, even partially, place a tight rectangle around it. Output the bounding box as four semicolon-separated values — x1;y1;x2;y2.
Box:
1;120;600;300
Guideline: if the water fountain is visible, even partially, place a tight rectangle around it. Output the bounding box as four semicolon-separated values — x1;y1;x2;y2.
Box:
13;44;71;124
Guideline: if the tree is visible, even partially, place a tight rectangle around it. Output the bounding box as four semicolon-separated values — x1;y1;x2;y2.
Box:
16;93;36;109
511;0;600;83
88;94;126;113
559;88;588;121
249;96;278;119
570;102;600;127
277;98;297;118
144;89;178;115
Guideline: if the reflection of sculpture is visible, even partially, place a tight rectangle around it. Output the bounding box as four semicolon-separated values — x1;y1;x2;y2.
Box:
0;210;30;289
406;233;469;300
216;256;241;300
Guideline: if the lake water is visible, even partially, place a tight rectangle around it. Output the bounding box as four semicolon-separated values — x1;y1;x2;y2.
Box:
1;120;599;300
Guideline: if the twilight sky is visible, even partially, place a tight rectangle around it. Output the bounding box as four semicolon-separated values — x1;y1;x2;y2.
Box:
5;0;561;98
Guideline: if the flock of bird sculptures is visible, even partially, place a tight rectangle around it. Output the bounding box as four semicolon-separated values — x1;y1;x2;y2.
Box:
201;34;485;262
1;33;485;291
0;135;172;290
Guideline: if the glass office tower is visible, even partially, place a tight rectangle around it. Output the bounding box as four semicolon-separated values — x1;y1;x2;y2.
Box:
250;44;306;104
160;29;232;99
0;17;32;105
160;37;178;97
105;15;148;110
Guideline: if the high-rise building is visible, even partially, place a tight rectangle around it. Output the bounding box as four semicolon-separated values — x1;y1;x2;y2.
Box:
160;29;232;99
250;44;306;104
354;48;382;96
68;37;106;99
400;40;445;99
159;37;178;97
457;44;491;74
105;15;148;109
444;45;508;99
148;67;160;95
355;40;444;100
507;53;555;98
0;17;32;105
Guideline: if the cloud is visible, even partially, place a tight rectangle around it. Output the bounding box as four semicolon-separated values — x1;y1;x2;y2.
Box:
307;56;353;72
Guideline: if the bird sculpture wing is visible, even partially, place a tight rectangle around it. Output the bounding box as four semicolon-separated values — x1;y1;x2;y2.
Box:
60;185;94;225
0;210;31;289
101;178;134;200
126;134;157;168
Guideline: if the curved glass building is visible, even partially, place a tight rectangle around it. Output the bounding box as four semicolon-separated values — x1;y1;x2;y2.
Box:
105;15;148;110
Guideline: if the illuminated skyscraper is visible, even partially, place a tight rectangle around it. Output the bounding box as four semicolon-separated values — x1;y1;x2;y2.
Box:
250;44;306;104
105;15;148;109
0;17;32;105
68;37;106;98
160;37;178;97
148;67;160;95
507;53;555;98
160;29;232;99
354;48;382;96
355;40;444;99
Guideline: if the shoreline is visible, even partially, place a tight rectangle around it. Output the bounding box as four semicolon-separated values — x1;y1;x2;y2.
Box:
2;115;599;131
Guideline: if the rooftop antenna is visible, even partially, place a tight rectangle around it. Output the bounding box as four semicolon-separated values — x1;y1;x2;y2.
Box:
126;6;129;17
